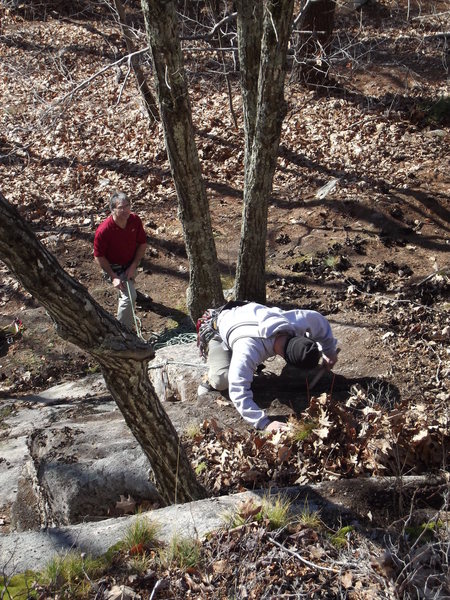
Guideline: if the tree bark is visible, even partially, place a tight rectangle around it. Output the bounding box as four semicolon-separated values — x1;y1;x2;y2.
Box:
292;0;336;86
112;0;159;123
140;0;224;320
0;191;207;506
236;0;263;175
235;0;294;303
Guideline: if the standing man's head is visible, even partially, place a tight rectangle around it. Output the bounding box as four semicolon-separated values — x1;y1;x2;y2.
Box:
110;191;129;212
110;191;131;226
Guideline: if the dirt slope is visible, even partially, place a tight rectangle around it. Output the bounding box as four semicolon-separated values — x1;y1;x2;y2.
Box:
1;0;448;400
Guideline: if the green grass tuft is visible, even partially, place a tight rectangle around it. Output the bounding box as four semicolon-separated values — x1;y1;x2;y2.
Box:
405;520;444;543
296;503;323;530
223;494;293;531
161;534;202;570
121;517;161;553
195;461;208;475
185;422;202;439
43;551;107;599
290;419;316;443
261;494;293;530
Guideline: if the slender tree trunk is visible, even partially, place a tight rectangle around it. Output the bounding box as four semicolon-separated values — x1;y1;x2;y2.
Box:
140;0;224;320
0;191;206;506
235;0;294;303
236;1;263;175
112;0;159;122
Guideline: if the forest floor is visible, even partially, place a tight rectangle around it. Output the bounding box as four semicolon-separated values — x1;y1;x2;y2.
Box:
0;0;449;598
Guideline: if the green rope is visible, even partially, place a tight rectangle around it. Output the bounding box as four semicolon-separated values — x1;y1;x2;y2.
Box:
127;290;197;349
127;280;146;342
153;330;197;350
148;326;203;369
146;323;207;371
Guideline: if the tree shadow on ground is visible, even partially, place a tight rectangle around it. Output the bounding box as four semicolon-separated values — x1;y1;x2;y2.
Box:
252;474;447;533
145;301;190;327
252;370;401;419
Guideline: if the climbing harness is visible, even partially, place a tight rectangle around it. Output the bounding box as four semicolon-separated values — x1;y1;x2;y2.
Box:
196;300;250;359
196;307;223;360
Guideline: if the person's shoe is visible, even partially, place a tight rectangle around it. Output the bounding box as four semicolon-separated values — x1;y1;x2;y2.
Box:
197;381;217;396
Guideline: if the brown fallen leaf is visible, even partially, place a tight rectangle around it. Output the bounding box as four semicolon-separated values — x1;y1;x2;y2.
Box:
236;498;262;520
341;571;353;589
277;445;292;462
212;559;227;574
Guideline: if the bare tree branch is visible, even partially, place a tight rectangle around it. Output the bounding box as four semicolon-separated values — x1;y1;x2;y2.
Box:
41;47;151;118
268;536;340;573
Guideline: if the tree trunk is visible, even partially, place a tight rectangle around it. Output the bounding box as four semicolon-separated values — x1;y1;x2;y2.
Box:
292;0;336;86
236;0;263;175
235;0;294;303
112;0;159;123
0;191;206;506
140;0;224;320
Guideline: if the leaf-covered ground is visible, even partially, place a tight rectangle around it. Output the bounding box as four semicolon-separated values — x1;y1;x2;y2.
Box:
0;0;449;597
22;488;450;599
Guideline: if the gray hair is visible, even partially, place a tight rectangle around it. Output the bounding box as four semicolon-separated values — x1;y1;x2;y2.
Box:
109;191;128;212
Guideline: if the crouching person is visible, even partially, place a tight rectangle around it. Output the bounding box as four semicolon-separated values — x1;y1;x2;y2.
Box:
197;302;338;432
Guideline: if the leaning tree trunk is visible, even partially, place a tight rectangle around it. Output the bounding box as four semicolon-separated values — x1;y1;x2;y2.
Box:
235;0;295;303
140;0;224;320
112;0;159;123
0;191;206;506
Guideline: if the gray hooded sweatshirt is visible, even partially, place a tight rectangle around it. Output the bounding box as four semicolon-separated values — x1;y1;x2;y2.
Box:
216;302;337;429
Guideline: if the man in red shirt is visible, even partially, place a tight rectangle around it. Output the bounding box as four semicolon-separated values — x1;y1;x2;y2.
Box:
94;191;148;330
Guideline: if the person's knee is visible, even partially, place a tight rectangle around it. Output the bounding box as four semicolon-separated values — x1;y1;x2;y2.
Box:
117;297;133;326
209;370;228;391
118;299;131;314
